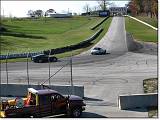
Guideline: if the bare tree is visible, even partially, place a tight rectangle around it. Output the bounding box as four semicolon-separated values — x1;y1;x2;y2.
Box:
128;0;158;18
27;10;35;17
44;9;56;22
150;0;158;18
109;2;116;7
34;9;43;17
92;6;98;12
46;9;56;15
97;0;110;11
83;3;91;14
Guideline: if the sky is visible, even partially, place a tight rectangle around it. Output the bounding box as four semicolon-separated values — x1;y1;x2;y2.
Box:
1;1;129;17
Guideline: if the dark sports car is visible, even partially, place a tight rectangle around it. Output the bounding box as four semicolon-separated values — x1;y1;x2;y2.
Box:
31;54;57;63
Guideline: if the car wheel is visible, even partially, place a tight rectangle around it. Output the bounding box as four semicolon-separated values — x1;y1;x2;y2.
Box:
52;57;57;62
71;108;82;117
38;59;42;63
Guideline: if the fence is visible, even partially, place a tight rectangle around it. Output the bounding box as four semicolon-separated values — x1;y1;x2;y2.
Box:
1;54;83;97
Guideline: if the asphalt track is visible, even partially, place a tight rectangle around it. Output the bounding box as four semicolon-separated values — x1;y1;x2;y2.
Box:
1;17;157;117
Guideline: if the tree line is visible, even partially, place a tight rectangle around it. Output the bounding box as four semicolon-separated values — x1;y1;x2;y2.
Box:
127;0;158;18
83;0;116;15
27;9;56;18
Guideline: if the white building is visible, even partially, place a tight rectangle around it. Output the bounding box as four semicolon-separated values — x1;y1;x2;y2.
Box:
109;7;127;16
48;13;72;18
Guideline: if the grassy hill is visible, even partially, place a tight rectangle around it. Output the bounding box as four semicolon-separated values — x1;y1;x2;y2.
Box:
135;16;158;28
1;16;112;55
125;17;157;43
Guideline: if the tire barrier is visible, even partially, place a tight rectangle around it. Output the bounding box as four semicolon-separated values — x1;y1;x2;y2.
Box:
0;28;103;60
90;16;109;30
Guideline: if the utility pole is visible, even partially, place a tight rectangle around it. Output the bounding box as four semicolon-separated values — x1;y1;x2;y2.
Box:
48;50;51;86
27;51;30;86
104;0;106;11
6;53;9;84
70;52;74;95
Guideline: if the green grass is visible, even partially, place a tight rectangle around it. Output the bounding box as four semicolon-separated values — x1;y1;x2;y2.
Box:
125;17;158;43
0;17;112;62
135;16;158;28
1;16;106;55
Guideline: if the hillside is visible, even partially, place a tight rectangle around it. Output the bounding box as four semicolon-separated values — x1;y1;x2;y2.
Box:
1;16;110;55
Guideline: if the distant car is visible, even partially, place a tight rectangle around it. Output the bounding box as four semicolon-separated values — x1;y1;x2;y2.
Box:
31;54;58;63
91;47;109;55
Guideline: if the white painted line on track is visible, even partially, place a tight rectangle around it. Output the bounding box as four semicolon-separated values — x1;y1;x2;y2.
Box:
125;15;158;31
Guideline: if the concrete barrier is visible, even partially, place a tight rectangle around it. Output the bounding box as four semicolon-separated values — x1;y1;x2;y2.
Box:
0;84;84;98
118;93;158;110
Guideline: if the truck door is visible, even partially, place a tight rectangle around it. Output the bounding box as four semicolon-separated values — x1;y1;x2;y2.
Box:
39;94;52;117
51;93;67;114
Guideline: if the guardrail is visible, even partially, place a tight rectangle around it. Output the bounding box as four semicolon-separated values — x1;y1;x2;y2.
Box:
0;28;103;60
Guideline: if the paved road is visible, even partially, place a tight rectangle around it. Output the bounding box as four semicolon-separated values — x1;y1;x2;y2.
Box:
1;17;157;117
81;17;127;55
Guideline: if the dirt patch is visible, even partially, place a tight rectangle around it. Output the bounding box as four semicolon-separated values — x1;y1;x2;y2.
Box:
134;41;158;55
126;33;158;55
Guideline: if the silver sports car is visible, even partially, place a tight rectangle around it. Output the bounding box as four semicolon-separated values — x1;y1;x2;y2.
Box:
91;47;109;55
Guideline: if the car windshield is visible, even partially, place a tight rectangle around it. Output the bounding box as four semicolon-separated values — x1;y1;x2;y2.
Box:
38;54;48;57
94;47;101;50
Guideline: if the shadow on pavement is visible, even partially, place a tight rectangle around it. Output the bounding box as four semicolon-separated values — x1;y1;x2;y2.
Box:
84;97;103;101
47;112;107;118
125;108;148;112
81;112;107;118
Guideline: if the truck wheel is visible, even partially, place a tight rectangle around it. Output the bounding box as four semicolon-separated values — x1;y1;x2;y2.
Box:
71;108;82;117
